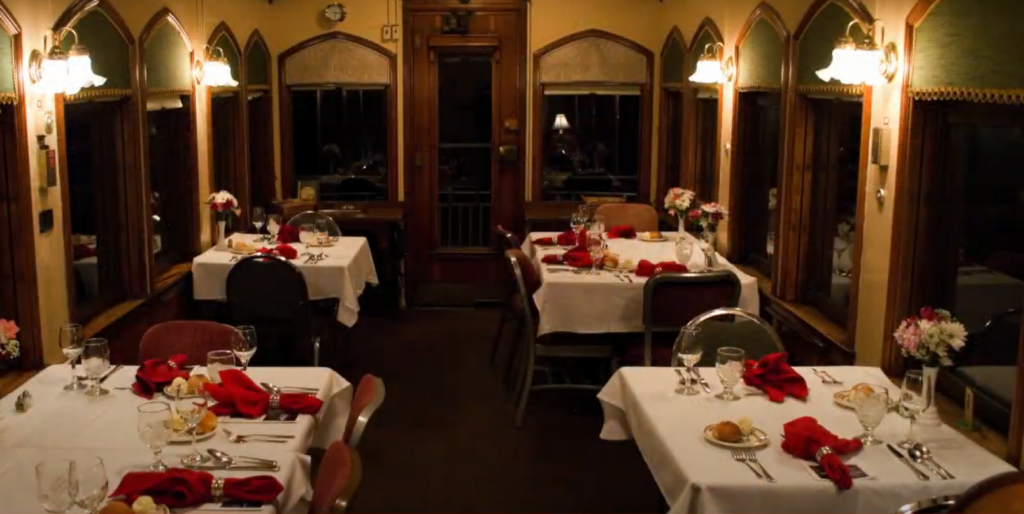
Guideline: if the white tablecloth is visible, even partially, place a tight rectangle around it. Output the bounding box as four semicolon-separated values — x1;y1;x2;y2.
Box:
0;365;354;513
192;234;379;326
598;366;1015;514
523;232;760;336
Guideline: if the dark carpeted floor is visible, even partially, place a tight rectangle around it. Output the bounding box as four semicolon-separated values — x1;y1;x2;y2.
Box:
333;307;662;513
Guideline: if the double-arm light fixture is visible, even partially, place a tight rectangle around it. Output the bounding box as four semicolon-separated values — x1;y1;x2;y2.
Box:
193;46;238;88
28;28;106;96
689;42;734;85
816;20;899;86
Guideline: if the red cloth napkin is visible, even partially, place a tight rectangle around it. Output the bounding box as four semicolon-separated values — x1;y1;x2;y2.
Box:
204;369;323;418
534;230;584;247
606;225;637;239
541;249;594;268
110;468;283;508
742;352;809;403
634;260;688;277
782;417;863;490
257;244;298;260
276;225;299;244
132;354;191;399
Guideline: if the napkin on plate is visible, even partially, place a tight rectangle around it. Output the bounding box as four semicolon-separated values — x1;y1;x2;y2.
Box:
205;369;323;418
534;230;585;247
606;225;637;239
541;250;594;268
276;225;300;244
110;468;283;508
782;416;863;490
742;352;808;403
634;260;688;277
132;354;191;399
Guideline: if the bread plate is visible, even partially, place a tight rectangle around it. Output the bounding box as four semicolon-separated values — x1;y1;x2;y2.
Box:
833;389;898;410
703;424;769;449
639;233;668;242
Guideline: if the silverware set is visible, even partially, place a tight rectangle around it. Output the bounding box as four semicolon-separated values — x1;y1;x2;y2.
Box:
303;253;327;264
185;449;280;471
732;450;774;482
223;428;296;444
675;368;711;393
891;443;954;480
811;368;843;385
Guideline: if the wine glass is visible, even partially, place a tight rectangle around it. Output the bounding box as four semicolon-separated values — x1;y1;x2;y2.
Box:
267;214;282;242
853;384;890;445
176;390;211;467
232;326;258;371
673;327;702;395
592;214;606;236
58;324;86;391
675;238;694;265
898;371;931;449
36;460;77;514
570;212;587;248
137;402;172;471
73;457;108;513
715;347;745;401
586;234;605;275
206;349;236;384
81;338;110;397
252;207;266;241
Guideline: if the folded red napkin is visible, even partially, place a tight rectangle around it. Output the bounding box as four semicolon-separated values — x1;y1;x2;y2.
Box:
110;468;282;508
782;417;863;490
606;225;636;239
133;354;191;399
541;249;594;268
276;225;299;244
534;229;584;247
634;260;688;277
257;244;298;260
742;352;808;403
205;368;323;418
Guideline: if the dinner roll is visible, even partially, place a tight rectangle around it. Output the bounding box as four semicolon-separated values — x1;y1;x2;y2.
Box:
713;421;743;443
98;501;133;514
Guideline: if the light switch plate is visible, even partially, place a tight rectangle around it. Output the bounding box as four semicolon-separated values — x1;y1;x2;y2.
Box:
382;25;392;41
391;25;400;41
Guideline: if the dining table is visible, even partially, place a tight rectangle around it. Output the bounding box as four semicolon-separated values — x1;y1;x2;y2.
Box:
598;366;1015;513
522;231;760;336
191;234;379;326
0;364;354;513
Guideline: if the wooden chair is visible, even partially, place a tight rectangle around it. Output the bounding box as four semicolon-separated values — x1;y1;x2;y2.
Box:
287;210;342;237
506;249;615;427
951;471;1024;513
310;441;362;513
641;271;741;366
138;321;236;365
680;308;784;366
345;374;386;448
595;203;659;232
491;225;524;368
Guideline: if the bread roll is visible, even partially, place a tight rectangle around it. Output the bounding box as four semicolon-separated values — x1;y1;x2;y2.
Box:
650;231;663;239
713;421;743;443
198;410;218;434
97;501;133;514
187;374;210;394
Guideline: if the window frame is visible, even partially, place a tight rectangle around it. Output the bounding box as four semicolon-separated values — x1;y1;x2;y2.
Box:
657;27;687;203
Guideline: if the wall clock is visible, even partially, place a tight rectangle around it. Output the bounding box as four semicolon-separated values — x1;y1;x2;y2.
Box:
324;3;346;23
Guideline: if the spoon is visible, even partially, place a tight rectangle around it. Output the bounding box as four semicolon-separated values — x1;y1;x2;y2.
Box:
907;446;944;478
913;443;954;479
207;449;280;470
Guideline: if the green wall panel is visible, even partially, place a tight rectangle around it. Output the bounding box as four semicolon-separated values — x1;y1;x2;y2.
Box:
0;31;14;95
144;20;191;91
662;34;686;86
62;10;131;90
688;28;722;78
796;2;866;87
246;38;270;87
212;33;241;85
738;18;783;88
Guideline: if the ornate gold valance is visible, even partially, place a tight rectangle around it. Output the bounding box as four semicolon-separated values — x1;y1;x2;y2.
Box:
796;2;866;88
538;36;648;85
0;92;17;105
910;87;1024;105
796;83;863;97
284;38;390;86
738;18;783;89
65;88;132;102
737;83;782;93
146;87;191;98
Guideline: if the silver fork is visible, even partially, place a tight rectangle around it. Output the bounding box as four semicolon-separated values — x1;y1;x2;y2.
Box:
812;368;843;385
744;450;775;483
732;450;763;479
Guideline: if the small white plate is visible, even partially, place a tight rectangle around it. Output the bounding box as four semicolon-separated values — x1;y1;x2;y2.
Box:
169;427;217;444
229;248;257;255
639;234;668;242
304;241;335;248
833;389;898;410
703;425;770;449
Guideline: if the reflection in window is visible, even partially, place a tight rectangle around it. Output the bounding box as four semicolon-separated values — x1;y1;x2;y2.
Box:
147;95;193;272
541;92;641;201
291;87;388;202
694;90;719;202
735;93;780;275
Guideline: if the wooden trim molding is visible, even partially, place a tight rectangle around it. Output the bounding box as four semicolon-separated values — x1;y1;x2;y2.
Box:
278;31;398;202
657;26;687;203
531;29;654;202
206;22;249;228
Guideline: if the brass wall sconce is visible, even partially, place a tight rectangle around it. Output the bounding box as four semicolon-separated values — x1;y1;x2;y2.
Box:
193;45;238;87
28;27;106;95
817;20;899;86
689;42;734;84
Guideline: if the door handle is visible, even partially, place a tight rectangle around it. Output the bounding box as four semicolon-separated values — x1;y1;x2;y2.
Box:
498;145;518;162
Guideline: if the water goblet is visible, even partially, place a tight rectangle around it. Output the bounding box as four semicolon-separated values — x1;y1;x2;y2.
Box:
715;347;745;401
898;370;931;449
267;214;282;242
675;238;694;265
206;349;236;384
673;327;702;395
81;338;110;397
176;390;211;467
73;457;108;514
232;326;258;371
586;234;605;276
853;384;890;445
137;401;172;471
252;207;266;241
35;460;77;514
59;324;86;391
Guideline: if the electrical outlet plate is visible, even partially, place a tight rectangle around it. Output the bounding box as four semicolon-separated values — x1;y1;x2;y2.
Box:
391;25;400;41
382;25;392;41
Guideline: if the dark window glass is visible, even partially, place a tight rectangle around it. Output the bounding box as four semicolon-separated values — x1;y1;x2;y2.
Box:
147;95;193;271
736;93;781;275
695;94;719;202
541;93;642;201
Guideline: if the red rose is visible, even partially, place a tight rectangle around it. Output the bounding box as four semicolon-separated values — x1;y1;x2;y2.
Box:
225;199;235;208
919;306;937;321
688;209;702;220
712;212;723;222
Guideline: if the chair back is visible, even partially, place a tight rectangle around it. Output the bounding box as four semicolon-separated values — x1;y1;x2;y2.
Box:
310;441;361;513
595;203;659;232
496;225;522;249
951;471;1024;513
138;321;237;365
679;307;784;366
896;496;958;514
641;271;741;365
287;210;342;237
226;254;313;365
506;249;540;297
345;374;386;448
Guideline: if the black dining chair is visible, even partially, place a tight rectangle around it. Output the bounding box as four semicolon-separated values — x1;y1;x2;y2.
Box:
680;307;784;366
491;225;525;369
226;254;321;366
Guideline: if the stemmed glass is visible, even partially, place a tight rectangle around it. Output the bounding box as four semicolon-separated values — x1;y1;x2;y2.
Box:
675;238;694;265
715;347;745;401
315;219;329;259
673;327;702;395
207;349;236;384
898;371;931;449
175;390;211;467
267;214;282;243
35;460;77;514
232;326;258;371
73;457;108;514
81;338;110;397
586;234;605;275
853;384;890;445
252;207;266;241
570;212;587;248
59;324;86;391
137;402;172;471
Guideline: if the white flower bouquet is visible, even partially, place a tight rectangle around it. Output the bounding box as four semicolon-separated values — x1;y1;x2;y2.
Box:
894;307;967;366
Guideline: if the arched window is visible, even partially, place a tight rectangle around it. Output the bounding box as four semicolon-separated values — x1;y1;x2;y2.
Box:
207;23;248;228
245;30;275;208
658;27;686;202
685;18;724;203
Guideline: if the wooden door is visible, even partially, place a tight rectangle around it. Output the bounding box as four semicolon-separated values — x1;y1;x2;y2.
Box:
404;0;526;305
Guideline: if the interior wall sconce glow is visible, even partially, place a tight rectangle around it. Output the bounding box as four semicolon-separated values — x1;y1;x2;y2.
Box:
816;20;899;86
688;42;734;84
552;113;571;133
193;46;238;88
28;28;106;96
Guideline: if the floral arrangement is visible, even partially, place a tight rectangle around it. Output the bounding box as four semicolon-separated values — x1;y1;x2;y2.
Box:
0;318;20;368
688;202;728;231
663;188;696;217
207;190;241;222
894;307;967;366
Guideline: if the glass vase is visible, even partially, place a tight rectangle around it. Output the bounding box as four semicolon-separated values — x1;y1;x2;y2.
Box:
916;365;941;427
215;220;228;251
702;229;720;269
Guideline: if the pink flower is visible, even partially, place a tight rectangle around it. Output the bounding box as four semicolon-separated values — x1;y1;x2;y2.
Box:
0;319;19;340
668;209;676;217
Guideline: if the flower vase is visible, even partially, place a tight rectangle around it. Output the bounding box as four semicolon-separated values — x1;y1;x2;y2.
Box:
917;365;941;427
215;220;228;251
702;229;720;269
678;215;686;237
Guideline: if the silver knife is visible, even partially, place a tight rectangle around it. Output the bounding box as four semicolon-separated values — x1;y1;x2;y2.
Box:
188;464;280;472
888;444;930;480
98;365;124;384
690;367;712;393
